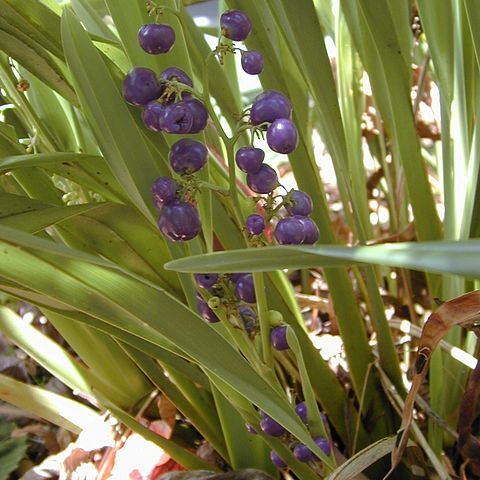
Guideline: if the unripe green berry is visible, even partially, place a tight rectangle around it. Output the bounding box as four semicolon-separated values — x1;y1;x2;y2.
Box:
208;296;221;309
267;310;284;326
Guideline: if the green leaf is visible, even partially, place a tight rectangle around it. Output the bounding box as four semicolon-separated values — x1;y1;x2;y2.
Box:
0;306;150;408
0;21;77;105
0;227;326;459
0;373;99;434
71;0;119;44
326;436;408;480
0;153;127;202
165;241;480;279
341;0;441;242
0;195;106;233
0;420;28;480
0;0;64;60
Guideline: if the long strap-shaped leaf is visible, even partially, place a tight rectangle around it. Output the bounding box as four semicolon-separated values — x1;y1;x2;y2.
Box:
387;290;480;477
0;225;324;458
165;242;480;279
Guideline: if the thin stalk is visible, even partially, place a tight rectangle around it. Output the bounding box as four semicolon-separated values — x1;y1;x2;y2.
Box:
253;272;273;368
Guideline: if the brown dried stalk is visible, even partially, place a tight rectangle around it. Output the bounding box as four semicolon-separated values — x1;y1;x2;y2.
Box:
385;290;480;478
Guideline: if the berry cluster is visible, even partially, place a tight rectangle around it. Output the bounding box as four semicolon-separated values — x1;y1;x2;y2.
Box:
151;138;208;241
236;90;318;246
123;13;208;135
194;272;258;333
219;10;263;76
248;402;332;469
123;10;214;242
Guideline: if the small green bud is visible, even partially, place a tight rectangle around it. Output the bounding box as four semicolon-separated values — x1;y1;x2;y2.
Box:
208;296;221;309
267;309;284;326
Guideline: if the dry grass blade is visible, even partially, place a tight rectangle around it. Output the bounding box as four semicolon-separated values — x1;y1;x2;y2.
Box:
387;290;480;477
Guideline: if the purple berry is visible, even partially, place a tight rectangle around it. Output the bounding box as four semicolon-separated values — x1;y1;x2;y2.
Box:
245;422;257;434
245;214;265;235
160;102;193;134
142;101;165;131
270;451;287;469
274;217;305;245
160;67;193;88
250;90;292;125
271;325;289;350
183;98;208;133
235;147;264;174
235;274;256;303
227;273;244;284
159;67;193;104
151;176;178;207
267;118;298;154
196;292;219;323
194;273;218;289
220;10;252;41
246;164;278;194
241;50;263;75
123;67;161;106
157;200;201;241
314;436;331;457
138;23;175;54
260;413;286;436
239;305;256;332
295;216;319;244
169;139;208;175
293;443;315;463
295;401;308;424
286;190;313;216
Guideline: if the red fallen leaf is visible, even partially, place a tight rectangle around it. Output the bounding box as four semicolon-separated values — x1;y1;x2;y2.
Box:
150;457;185;478
109;419;173;480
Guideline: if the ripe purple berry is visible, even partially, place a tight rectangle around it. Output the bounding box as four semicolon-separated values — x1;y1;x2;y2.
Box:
160;67;193;88
157;200;201;241
314;436;331;457
270;451;287;469
271;325;289;350
142;101;165;131
246;164;278;194
123;67;161;106
151;176;178;207
220;10;252;41
267;118;298;154
160;102;193;134
183;98;208;133
286;190;313;216
245;214;265;236
241;50;263;75
159;67;193;104
239;305;256;332
250;90;292;125
194;273;218;289
259;412;286;437
169;139;208;175
227;273;244;284
293;443;315;463
235;147;264;174
138;23;175;54
235;274;256;303
245;422;257;435
295;401;308;424
274;217;306;245
196;292;219;323
295;216;320;244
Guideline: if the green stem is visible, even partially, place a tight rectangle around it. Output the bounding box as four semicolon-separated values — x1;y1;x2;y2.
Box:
252;272;272;367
